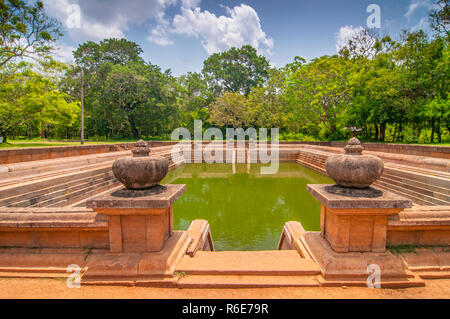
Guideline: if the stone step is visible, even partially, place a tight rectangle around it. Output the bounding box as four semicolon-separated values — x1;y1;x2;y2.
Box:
296;159;326;174
374;180;436;206
67;182;123;208
414;270;450;279
0;265;90;280
296;152;448;206
0;150;176;206
69;184;123;208
375;180;436;206
0;161;114;188
379;175;449;205
0;266;69;273
383;166;450;189
0;150;128;180
82;277;177;288
297;149;449;184
47;180;121;208
298;152;327;159
296;150;448;206
378;177;448;206
176;251;320;276
0;147;172;188
302;160;325;166
37;178;119;208
297;153;327;161
0;210;108;228
0;164;113;199
382;171;449;198
176;274;320;288
6;172;115;207
0;169;114;207
385;163;450;180
1;153;181;208
0;267;74;279
319;274;425;288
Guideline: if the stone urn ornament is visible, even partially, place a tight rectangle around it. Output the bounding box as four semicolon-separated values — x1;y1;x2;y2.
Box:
112;140;169;190
325;138;384;189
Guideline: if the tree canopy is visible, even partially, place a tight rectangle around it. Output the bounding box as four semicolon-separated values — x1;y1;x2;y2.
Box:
0;0;448;145
0;0;62;67
202;45;270;96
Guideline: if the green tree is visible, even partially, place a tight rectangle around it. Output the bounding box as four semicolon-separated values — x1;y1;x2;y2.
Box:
348;55;403;141
0;0;62;67
98;61;179;139
394;31;449;142
0;62;78;142
102;63;150;139
285;56;353;138
247;68;287;130
73;38;143;68
62;38;148;139
134;68;180;139
177;72;213;132
202;45;270;96
209;92;250;128
422;98;450;142
430;0;449;39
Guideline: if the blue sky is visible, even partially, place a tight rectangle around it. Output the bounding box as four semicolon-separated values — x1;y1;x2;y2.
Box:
44;0;436;76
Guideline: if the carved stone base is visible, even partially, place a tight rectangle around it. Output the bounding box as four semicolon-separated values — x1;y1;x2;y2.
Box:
82;231;190;285
302;232;425;288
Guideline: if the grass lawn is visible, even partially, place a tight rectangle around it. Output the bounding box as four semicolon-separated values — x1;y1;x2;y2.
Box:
0;138;141;149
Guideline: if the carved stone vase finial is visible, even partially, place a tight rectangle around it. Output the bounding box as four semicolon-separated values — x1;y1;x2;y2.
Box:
325;138;384;189
131;139;151;157
112;140;169;190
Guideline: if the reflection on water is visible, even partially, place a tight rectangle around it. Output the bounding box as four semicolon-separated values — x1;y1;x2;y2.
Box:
161;163;332;251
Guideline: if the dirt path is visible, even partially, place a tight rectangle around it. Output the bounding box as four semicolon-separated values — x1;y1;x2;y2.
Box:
0;278;449;299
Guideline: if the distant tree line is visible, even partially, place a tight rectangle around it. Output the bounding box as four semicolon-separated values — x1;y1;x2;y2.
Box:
0;0;448;144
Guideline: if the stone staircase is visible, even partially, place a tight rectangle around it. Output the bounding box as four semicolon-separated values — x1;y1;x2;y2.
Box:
0;164;118;208
174;250;321;288
0;267;78;279
0;147;184;208
376;166;449;206
296;150;327;174
296;149;450;206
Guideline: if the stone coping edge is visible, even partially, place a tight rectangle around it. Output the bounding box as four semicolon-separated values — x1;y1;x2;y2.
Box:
307;184;413;209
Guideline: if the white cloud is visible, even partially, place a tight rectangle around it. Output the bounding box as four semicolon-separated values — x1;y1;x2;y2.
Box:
411;17;430;32
147;23;173;46
43;0;177;41
52;44;77;63
181;0;201;9
405;0;433;19
171;4;273;55
43;1;273;56
335;25;365;52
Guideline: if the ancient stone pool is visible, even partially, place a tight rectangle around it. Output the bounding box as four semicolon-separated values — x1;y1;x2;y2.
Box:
162;163;332;251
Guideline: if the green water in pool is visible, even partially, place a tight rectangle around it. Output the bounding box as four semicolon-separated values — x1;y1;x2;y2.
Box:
161;163;332;251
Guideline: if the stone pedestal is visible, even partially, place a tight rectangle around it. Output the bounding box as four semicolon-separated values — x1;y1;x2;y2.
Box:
302;232;424;287
307;184;412;253
87;184;186;253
